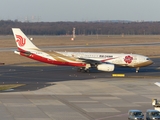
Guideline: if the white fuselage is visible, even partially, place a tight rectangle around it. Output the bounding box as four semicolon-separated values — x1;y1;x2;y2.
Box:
58;51;153;68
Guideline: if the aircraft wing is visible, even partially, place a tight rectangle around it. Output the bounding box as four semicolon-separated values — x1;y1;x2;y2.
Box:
155;82;160;87
78;57;126;67
78;58;106;64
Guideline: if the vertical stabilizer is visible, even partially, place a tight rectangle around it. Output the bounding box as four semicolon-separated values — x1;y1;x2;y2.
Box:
12;28;39;51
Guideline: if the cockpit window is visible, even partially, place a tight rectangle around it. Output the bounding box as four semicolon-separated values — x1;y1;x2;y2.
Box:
146;58;150;60
134;112;143;116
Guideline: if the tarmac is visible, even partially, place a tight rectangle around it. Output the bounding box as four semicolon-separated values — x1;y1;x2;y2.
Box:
0;57;159;120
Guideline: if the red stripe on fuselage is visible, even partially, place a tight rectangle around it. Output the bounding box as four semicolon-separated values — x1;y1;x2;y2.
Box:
18;48;86;67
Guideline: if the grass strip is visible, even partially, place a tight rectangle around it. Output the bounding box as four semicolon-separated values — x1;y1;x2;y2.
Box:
0;84;25;91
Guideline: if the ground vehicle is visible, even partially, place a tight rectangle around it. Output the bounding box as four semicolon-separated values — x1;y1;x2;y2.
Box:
128;109;144;120
146;109;160;120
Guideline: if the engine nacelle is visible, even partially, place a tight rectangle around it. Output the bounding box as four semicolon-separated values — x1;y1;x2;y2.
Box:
97;64;115;72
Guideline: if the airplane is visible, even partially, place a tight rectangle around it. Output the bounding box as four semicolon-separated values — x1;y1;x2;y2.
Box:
12;28;153;73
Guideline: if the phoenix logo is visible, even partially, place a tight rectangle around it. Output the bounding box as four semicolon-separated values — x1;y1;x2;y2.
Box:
124;55;133;64
16;35;26;47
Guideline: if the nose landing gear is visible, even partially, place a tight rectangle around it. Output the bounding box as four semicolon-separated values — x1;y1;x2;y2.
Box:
136;67;140;73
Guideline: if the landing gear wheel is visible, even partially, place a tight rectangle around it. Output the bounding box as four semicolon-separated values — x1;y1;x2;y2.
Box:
81;69;86;73
77;67;90;73
77;67;86;73
86;69;90;73
136;67;140;73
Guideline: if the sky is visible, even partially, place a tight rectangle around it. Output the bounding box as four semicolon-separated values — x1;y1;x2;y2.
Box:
0;0;160;22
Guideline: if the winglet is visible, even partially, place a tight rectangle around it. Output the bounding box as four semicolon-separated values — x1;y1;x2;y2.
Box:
12;28;39;51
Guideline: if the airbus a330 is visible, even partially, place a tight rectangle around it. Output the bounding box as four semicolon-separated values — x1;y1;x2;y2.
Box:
12;28;153;73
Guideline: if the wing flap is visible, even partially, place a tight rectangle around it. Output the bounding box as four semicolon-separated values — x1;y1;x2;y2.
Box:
78;58;103;64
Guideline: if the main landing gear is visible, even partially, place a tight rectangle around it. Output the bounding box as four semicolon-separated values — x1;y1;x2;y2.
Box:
77;67;90;73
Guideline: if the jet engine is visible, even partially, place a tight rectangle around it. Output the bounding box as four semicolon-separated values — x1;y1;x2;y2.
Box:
97;64;115;72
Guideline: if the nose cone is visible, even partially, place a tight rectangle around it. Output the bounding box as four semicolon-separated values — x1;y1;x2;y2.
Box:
134;59;153;67
144;60;153;66
149;60;153;65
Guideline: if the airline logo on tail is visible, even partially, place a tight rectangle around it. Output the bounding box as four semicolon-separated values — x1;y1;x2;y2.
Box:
16;35;26;47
